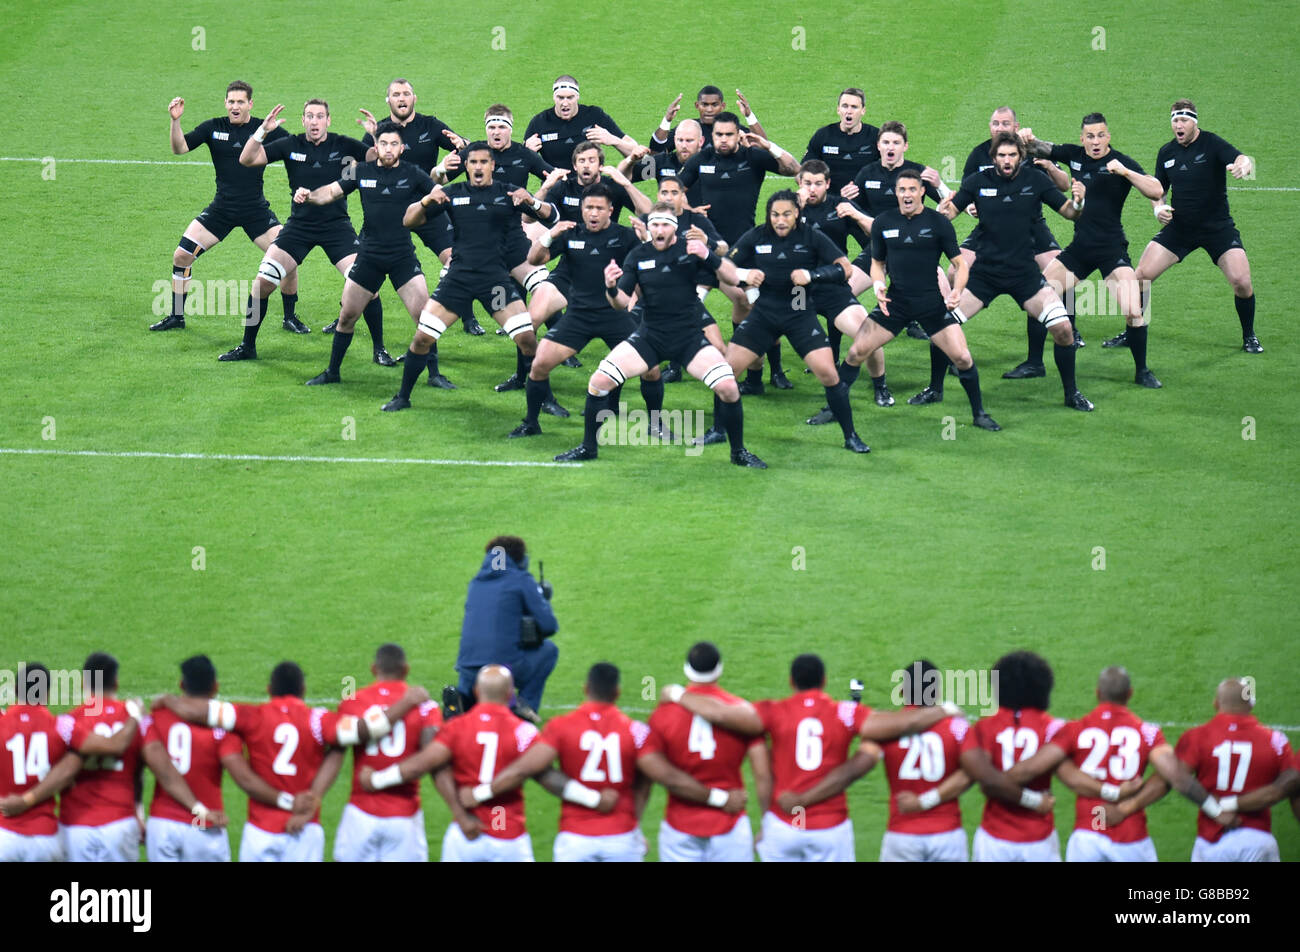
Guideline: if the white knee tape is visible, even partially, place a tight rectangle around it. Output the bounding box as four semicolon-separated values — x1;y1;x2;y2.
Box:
1040;302;1069;328
523;268;551;296
418;311;448;340
703;362;735;390
596;358;627;388
949;306;968;325
257;255;286;288
503;312;533;339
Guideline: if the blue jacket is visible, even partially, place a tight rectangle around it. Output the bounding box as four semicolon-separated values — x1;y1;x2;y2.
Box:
456;551;558;670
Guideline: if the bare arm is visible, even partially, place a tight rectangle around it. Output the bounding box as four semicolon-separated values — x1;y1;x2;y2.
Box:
0;750;85;813
142;740;224;826
303;182;346;207
220;750;287;808
747;742;773;816
483;741;557;798
778;741;882;811
959;747;1054;812
168;97;188;155
76;717;140;758
603;166;653;216
1005;741;1068;785
1035;158;1070;191
433;765;481;840
665;688;763;736
1148;745;1214;806
1106;159;1165;201
859;706;948;742
637;751;746;812
1234;768;1300;813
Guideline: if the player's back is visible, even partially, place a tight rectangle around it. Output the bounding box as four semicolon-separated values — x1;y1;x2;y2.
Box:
756;690;868;830
1177;712;1294;843
233;696;330;833
1059;703;1164;842
145;707;240;822
542;701;646;836
440;702;538;839
649;685;752;837
882;712;968;834
964;706;1065;842
0;705;66;835
341;682;441;818
55;699;142;827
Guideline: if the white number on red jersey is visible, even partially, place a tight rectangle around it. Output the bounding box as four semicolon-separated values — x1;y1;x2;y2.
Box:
687;715;717;761
475;731;500;784
272;722;299;776
995;726;1039;771
1076;725;1142;781
1211;740;1252;792
898;731;946;782
364;719;407;759
5;731;51;785
578;730;623;783
795;717;824;771
167;722;193;775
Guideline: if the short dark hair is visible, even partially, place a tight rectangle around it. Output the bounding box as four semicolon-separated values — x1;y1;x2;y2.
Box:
303;98;329;115
373;644;407;678
686;641;720;674
989;131;1024;159
180;655;217;697
22;663;50;706
1171;98;1196;114
581;182;616;207
697;85;723;100
993;651;1054;711
790;654;825;691
270;661;306;699
83;652;119;693
387;78;413;95
486;535;526;564
899;659;939;706
713;111;741;131
587;662;620;702
798;159;831;179
485;103;513;123
840;87;866;106
895;168;923;187
657;175;684;191
463;140;493;161
880;120;908;142
374;120;404;142
1082;112;1107;127
226;80;253;100
572;140;602;163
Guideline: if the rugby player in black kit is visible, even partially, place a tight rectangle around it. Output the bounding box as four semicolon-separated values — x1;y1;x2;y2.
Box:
383;143;557;413
1018;114;1167;387
154;82;295;333
554;203;766;468
843;169;999;431
679;113;801;392
937;133;1091;412
803;87;880;195
1129;100;1260;354
524;75;639;171
219;100;390;364
700;190;871;455
298;123;435;388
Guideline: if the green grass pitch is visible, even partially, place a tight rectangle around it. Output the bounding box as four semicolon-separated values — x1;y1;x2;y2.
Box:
1;0;1296;861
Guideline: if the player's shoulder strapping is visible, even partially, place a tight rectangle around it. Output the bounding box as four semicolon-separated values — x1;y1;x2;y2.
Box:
948;715;971;742
836;700;858;730
309;706;329;746
1045;716;1067;741
515;720;539;752
1139;721;1162;746
629;719;652;749
1269;729;1289;756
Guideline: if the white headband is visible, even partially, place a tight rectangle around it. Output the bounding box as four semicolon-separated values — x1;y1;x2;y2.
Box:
1171;108;1198;123
553;81;579;94
485;116;513;129
684;660;723;683
647;213;678;227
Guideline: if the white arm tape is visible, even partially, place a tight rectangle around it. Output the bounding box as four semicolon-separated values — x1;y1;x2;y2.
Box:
276;792;294;811
940;702;962;718
872;280;887;298
334;716;361;746
937;182;952;200
918;789;942;810
562;779;602;809
659;118;672;132
539;231;553;248
1218;795;1239;814
707;788;729;808
1100;782;1121;802
1019;788;1044;809
252;126;266;144
745;287;761;305
733;268;753;284
745;111;758;126
768;144;786;160
363;705;393;739
472;783;495;804
664;685;685;704
1154;203;1172;218
207;700;237;731
191;801;211;821
125;698;143;720
433;163;446;179
1201;795;1222;818
371;765;404;790
1072;197;1084;211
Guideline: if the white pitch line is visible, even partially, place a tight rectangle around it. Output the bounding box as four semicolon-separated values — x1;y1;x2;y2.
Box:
0;447;580;469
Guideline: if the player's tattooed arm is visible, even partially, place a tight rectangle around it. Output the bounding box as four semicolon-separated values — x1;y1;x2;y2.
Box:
776;741;881;813
662;686;763;736
1232;768;1300;813
1148;744;1215;808
1017;128;1054;158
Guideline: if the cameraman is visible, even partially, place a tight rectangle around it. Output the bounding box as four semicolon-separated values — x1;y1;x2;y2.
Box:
455;536;558;722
